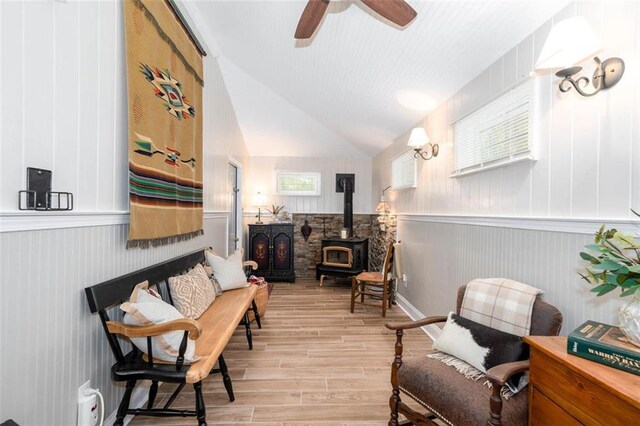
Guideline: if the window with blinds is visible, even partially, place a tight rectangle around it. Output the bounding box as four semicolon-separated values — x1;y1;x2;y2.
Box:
391;149;417;190
452;79;535;176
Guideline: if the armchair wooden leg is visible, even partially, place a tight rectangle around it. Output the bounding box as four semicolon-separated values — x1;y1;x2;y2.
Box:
488;384;503;425
389;328;404;426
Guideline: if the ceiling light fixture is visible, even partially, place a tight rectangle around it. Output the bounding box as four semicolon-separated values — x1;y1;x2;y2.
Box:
535;16;624;97
407;127;438;160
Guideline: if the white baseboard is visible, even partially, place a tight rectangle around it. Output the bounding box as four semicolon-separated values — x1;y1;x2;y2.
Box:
104;381;150;426
395;293;442;341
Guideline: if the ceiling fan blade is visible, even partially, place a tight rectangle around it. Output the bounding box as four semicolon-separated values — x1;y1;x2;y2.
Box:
295;0;331;39
361;0;417;27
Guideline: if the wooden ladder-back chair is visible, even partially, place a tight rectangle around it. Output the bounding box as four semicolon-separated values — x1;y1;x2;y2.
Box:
350;241;395;317
384;284;563;426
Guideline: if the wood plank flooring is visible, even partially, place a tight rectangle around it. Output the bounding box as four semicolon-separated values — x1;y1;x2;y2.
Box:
130;279;432;425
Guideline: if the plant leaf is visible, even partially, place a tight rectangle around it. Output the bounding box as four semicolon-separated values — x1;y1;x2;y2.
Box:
579;252;598;262
591;283;617;296
620;287;639;297
591;260;624;271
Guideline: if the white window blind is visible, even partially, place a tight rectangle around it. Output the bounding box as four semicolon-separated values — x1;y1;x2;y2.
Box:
391;150;417;190
275;171;322;196
452;79;534;176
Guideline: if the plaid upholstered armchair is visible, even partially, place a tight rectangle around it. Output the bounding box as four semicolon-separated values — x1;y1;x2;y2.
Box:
385;283;563;426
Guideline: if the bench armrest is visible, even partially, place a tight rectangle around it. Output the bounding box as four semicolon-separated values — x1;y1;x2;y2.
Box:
106;318;202;340
385;315;447;330
486;360;530;387
243;260;258;270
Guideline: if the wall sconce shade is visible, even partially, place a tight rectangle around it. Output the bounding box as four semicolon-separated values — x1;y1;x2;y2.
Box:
535;17;602;72
534;16;624;97
408;127;439;160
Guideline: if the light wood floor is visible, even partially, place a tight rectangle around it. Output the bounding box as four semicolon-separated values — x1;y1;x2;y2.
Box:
130;278;432;425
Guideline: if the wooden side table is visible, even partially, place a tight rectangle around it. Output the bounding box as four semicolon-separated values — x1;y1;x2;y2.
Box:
524;336;640;425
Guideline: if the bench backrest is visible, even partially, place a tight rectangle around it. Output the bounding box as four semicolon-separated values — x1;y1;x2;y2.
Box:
84;249;206;364
85;249;205;313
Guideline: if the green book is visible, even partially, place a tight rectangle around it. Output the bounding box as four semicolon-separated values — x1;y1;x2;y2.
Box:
567;320;640;376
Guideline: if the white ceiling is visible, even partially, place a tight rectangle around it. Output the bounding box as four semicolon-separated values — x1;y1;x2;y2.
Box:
193;0;569;158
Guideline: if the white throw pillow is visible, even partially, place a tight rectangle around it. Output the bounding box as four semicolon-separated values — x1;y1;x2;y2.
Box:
121;281;198;363
205;249;249;291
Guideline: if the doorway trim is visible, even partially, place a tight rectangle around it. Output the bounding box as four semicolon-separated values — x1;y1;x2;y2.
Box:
228;156;243;256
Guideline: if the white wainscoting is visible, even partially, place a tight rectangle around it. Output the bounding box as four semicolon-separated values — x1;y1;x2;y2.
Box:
396;217;631;337
0;216;227;425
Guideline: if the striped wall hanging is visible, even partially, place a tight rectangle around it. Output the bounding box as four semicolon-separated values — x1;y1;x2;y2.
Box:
124;0;204;248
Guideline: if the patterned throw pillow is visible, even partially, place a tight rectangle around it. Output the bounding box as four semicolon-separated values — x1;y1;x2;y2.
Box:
121;281;198;363
168;264;216;319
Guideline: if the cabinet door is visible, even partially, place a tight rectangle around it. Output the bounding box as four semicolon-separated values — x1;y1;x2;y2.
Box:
251;232;270;271
272;231;292;271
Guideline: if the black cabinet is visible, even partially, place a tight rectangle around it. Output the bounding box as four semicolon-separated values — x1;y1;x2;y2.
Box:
248;224;295;283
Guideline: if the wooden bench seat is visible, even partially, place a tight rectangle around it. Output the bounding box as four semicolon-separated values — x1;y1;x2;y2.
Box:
85;249;259;426
185;286;257;384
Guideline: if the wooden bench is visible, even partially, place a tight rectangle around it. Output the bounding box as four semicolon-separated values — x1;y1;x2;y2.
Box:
85;249;259;426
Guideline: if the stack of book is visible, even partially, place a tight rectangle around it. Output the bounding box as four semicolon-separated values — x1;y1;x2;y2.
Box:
567;320;640;376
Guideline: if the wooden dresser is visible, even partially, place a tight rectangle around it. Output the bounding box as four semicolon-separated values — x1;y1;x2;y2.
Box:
524;336;640;425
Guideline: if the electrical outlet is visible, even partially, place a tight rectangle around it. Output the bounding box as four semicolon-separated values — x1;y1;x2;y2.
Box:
78;380;100;426
402;274;408;288
78;380;90;402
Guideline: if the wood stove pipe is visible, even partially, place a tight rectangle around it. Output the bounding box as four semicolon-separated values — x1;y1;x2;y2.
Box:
342;177;354;237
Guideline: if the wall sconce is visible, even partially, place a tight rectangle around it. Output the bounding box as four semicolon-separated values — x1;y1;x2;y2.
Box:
407;127;439;160
252;191;267;224
534;16;624;97
375;186;391;231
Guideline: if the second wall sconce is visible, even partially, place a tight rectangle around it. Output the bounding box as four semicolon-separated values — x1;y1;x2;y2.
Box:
407;127;439;160
534;16;625;97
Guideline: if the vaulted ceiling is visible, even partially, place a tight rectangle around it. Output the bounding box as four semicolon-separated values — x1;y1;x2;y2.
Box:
192;0;570;158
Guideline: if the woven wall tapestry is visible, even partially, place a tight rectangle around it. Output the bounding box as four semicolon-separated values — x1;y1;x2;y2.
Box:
124;0;204;248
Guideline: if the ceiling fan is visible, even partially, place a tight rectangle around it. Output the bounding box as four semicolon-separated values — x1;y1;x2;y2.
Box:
294;0;417;39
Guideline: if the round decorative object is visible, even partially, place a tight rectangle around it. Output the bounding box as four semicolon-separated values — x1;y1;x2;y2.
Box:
619;296;640;348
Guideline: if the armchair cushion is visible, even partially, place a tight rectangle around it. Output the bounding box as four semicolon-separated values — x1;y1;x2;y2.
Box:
398;355;528;426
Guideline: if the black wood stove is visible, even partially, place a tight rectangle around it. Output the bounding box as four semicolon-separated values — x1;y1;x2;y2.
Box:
315;174;369;284
315;237;369;283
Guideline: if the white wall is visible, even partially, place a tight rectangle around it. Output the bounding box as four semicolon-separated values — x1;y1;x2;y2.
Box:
374;1;640;332
0;1;249;424
246;156;372;214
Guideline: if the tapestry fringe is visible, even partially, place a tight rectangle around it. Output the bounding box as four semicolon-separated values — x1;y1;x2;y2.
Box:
132;0;204;86
426;351;516;400
126;229;204;249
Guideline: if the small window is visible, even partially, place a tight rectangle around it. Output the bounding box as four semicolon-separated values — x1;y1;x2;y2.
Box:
391;150;417;190
275;171;321;196
452;79;535;177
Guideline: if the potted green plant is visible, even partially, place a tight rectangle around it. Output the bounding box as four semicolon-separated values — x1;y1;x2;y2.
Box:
579;209;640;347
